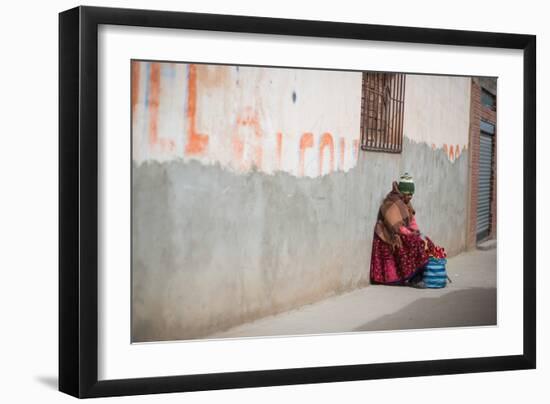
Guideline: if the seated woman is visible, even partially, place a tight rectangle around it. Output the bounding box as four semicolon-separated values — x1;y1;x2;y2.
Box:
370;173;429;286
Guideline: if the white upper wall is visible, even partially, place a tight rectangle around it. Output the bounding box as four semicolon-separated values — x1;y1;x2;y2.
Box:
403;74;471;161
132;62;473;174
132;61;363;177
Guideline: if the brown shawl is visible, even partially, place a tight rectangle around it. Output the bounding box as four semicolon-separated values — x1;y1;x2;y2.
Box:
374;181;416;249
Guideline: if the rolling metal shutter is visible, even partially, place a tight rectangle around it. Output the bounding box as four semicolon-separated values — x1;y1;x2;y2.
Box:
476;122;495;241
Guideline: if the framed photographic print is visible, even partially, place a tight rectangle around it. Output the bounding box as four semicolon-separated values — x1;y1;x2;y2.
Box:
59;5;536;398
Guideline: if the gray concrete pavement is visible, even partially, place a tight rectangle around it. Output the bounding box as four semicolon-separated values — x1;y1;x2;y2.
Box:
207;248;497;339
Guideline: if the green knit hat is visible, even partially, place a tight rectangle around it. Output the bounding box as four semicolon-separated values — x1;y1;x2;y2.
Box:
398;173;415;195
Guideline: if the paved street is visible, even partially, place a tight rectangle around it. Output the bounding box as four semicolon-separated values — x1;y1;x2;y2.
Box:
208;248;497;339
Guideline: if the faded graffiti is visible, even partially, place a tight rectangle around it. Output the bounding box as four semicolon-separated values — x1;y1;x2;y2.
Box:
185;64;209;156
319;133;335;176
132;61;363;177
298;132;313;177
132;61;466;174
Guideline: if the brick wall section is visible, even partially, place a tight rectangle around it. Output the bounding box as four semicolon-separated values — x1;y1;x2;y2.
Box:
480;98;497;240
467;80;481;249
467;79;497;249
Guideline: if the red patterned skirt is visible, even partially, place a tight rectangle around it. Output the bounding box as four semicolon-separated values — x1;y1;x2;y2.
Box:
370;232;429;285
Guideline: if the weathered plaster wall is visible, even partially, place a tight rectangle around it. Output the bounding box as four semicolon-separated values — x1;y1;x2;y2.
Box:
132;153;397;341
399;74;471;256
400;139;469;257
404;74;471;161
131;62;472;341
132;62;363;177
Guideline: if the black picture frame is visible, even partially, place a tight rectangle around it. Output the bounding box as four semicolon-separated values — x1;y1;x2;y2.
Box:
59;5;536;398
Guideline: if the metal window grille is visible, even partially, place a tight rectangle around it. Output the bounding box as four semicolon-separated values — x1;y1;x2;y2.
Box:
360;72;406;153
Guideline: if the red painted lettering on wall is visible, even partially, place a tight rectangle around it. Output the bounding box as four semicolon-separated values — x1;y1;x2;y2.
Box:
319;133;334;175
148;63;160;147
185;64;209;155
299;132;314;176
135;62;370;174
276;132;283;170
232;107;263;170
131;61;140;121
339;138;345;170
148;63;175;152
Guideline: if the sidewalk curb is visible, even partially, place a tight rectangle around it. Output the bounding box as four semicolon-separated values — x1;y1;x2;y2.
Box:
477;239;497;251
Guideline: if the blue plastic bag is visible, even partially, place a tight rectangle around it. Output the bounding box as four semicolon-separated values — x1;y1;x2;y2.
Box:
422;257;448;288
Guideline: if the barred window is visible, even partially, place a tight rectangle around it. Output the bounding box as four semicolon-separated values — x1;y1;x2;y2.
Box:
360;72;406;153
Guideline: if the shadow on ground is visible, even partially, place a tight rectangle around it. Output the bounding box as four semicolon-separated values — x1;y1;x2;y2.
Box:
35;375;58;390
354;287;496;332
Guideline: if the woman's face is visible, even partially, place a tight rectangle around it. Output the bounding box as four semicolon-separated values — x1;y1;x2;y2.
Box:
403;194;412;204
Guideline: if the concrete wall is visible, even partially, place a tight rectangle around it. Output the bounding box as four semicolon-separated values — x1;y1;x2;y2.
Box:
132;156;392;341
131;62;472;341
399;139;469;257
400;74;471;255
